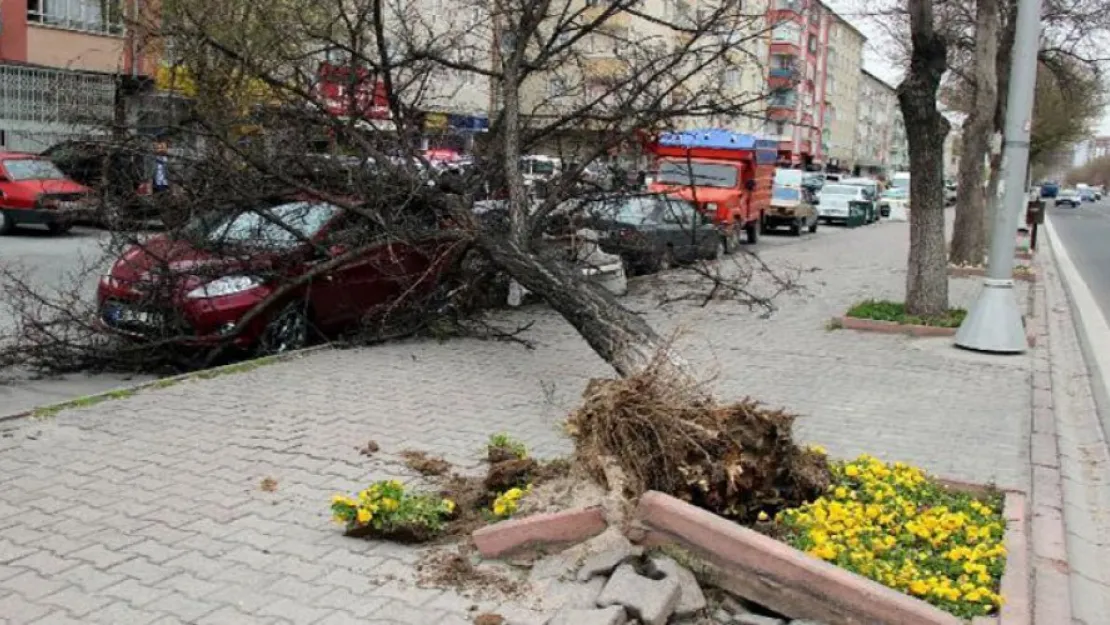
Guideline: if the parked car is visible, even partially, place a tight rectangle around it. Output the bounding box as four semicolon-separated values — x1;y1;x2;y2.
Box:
1079;187;1096;202
764;186;819;235
1039;181;1059;199
96;199;456;353
568;194;724;274
1056;189;1082;208
815;183;873;224
879;187;909;218
838;177;881;223
0;151;92;235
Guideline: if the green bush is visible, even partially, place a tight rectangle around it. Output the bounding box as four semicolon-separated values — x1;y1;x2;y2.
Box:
846;300;967;328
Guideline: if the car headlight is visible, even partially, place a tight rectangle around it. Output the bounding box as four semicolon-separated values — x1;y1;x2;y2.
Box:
185;275;263;299
705;202;718;211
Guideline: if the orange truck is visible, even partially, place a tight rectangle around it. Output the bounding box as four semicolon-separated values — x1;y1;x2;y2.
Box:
646;129;776;247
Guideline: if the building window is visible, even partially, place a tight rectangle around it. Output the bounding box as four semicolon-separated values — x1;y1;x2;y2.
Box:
772;22;801;44
807;34;818;53
27;0;124;35
549;76;569;98
724;67;742;88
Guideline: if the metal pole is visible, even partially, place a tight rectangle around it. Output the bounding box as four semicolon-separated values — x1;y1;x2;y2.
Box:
954;0;1042;353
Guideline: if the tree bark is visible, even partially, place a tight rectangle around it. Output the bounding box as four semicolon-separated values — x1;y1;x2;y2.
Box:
478;236;671;377
949;0;1000;267
898;0;951;317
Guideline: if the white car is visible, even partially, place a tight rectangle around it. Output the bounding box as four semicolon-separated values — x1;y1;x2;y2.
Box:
816;184;871;223
838;177;881;223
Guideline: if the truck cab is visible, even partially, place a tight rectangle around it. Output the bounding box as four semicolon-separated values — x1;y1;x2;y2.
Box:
645;129;776;247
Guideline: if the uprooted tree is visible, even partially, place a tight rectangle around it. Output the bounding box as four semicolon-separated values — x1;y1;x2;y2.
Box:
0;0;829;509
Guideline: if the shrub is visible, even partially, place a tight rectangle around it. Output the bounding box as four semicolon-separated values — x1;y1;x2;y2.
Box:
846;300;967;328
331;480;456;541
775;455;1006;619
487;433;528;462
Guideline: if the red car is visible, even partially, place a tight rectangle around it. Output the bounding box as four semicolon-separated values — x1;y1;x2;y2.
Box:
0;151;92;235
97;200;455;353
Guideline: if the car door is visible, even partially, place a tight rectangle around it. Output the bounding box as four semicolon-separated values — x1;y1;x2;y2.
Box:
306;214;394;331
660;197;704;261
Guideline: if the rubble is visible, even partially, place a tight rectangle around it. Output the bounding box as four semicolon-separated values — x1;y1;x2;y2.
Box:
649;556;707;617
578;543;644;582
547;606;629;625
596;563;681;625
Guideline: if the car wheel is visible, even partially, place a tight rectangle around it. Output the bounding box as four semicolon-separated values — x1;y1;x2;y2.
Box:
259;301;311;355
621;256;637;278
808;216;819;233
714;239;726;260
790;218;802;236
745;220;759;244
0;211;13;236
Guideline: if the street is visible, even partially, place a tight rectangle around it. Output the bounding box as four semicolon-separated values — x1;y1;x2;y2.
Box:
1046;199;1110;328
0;226;153;416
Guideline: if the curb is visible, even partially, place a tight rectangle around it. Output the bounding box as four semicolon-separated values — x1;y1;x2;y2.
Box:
837;316;959;338
631;491;965;625
947;266;1037;283
472;506;607;558
837;316;1037;347
0;344;335;424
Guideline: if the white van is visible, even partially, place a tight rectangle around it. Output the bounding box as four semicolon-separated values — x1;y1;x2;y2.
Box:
891;172;910;191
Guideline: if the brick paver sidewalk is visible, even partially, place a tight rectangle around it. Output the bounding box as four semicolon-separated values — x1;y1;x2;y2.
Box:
0;220;1033;624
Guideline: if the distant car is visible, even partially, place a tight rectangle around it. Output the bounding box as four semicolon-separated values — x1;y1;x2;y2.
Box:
573;194;725;274
879;187;909;218
764;186;819;235
838;177;881;223
1039;182;1059;199
0;151;92;235
1056;189;1081;208
815;184;872;224
1079;187;1096;202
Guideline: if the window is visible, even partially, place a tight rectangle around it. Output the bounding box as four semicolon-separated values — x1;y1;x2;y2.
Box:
826;75;836;95
656;160;739;188
772;22;801;43
807;34;818;53
549;76;569;98
27;0;123;35
775;121;787;136
724;68;741;89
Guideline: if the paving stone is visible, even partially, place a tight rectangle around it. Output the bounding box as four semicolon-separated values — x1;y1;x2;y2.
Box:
648;555;706;616
596;564;680;625
576;543;642;582
546;605;628;625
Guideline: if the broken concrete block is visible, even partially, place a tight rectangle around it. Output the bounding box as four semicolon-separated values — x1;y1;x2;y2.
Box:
648;555;707;617
542;576;606;610
577;543;643;582
733;614;785;625
546;606;628;625
596;563;680;625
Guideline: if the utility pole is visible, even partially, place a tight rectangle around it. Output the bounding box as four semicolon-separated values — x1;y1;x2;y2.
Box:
954;0;1042;353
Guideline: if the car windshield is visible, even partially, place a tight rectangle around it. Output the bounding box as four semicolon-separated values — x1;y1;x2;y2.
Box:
892;177;910;190
199;201;342;249
883;188;908;198
3;158;68;181
591;196;665;223
655;160;738;188
772;187;801;201
821;184;858;197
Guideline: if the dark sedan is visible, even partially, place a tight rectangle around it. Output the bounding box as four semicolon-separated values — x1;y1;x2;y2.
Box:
576;194;725;274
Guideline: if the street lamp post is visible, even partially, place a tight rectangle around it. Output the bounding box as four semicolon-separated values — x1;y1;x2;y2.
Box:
954;0;1043;353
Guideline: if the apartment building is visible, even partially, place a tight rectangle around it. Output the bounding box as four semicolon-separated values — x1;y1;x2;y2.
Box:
889;113;908;171
852;69;897;175
763;0;827;167
820;9;863;171
0;0;160;151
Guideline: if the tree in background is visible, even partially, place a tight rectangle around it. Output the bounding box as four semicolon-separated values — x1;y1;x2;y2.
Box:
898;0;951;316
1066;155;1110;187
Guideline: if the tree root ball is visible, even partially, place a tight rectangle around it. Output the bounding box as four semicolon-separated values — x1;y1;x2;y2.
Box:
566;363;831;524
485;457;538;493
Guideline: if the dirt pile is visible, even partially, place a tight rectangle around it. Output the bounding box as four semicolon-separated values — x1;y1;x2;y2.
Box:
566;359;830;523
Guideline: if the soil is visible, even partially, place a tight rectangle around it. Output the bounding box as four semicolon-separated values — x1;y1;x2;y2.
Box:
473;615;505;625
487;446;520;464
484;457;537;492
357;440;380;456
259;477;278;492
400;449;452;476
416;546;528;600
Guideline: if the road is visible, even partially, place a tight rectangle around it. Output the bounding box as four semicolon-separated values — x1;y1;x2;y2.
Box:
0;215;851;416
1047;200;1110;330
0;226;153;416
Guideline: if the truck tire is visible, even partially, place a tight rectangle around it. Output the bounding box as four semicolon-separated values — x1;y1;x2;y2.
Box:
790;218;802;236
808;216;819;233
744;219;759;244
0;211;13;236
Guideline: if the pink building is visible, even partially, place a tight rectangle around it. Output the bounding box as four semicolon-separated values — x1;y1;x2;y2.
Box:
765;0;828;168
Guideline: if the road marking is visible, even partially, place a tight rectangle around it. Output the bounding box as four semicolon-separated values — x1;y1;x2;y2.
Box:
1044;214;1110;407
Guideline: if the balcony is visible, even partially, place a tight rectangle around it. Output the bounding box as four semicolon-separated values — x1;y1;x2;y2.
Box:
769;67;798;79
770;41;801;56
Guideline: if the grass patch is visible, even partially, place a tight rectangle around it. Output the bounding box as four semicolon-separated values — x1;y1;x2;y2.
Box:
846;300;966;328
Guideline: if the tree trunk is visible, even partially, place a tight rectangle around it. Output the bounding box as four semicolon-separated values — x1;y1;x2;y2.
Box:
898;0;951;317
478;236;671;377
949;0;1000;267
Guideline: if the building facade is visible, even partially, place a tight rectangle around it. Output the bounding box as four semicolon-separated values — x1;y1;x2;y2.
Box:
0;0;160;151
821;8;863;172
762;0;827;166
852;69;897;175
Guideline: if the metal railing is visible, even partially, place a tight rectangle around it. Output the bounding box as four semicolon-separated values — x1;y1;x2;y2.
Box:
0;64;116;125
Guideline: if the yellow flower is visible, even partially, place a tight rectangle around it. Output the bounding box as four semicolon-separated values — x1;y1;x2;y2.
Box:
909;580;929;596
331;494;355;507
443;499;456;513
809;445;828;455
381;498;400;512
844;465;861;477
757;511;769;522
834;487;848;499
356;508;372;524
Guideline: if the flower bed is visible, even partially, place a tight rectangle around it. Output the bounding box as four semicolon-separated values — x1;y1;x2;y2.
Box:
773;455;1006;619
331;480;457;541
835;300;967;338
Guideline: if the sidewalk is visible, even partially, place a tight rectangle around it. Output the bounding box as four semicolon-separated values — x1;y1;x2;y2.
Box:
0;221;1035;624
